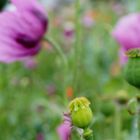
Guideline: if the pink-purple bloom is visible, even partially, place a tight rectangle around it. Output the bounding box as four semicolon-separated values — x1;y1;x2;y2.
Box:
36;132;44;140
0;0;48;63
63;22;75;40
113;13;140;51
112;13;140;64
82;14;95;28
57;113;72;140
23;58;38;70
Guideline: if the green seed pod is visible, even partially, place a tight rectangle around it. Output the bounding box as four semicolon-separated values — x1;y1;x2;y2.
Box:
115;90;129;105
69;97;93;129
0;0;7;10
123;49;140;89
101;102;114;117
136;95;140;103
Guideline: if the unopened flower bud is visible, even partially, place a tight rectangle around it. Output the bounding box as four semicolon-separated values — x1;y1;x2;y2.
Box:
115;90;129;105
69;97;93;129
123;49;140;89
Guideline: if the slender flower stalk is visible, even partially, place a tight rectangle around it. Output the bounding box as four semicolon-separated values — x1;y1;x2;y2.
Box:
0;64;8;89
43;37;68;67
43;37;68;105
128;98;140;140
83;128;93;140
114;105;121;140
73;0;82;93
133;111;139;140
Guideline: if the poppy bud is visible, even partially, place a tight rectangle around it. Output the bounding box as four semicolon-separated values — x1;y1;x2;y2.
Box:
123;49;140;89
69;97;93;129
115;90;129;105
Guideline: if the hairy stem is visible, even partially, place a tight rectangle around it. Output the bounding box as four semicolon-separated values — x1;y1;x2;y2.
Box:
73;0;81;93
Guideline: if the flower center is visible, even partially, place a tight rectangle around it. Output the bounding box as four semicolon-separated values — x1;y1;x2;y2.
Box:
16;34;39;49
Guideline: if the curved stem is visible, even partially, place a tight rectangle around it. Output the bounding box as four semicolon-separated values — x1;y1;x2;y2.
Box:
43;37;68;67
43;37;69;105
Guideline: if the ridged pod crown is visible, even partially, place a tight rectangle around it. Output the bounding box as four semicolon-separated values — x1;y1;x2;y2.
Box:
69;97;93;129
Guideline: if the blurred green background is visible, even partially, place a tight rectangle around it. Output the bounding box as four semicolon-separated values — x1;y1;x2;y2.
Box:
0;0;140;140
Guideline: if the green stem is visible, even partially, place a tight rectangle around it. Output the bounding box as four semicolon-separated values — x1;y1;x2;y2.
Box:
83;128;93;140
0;64;8;89
44;37;68;67
115;105;121;140
43;37;68;105
132;100;139;140
127;97;140;140
84;135;93;140
73;0;81;93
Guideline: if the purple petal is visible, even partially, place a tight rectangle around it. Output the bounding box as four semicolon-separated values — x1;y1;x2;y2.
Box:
112;13;140;51
0;0;48;63
119;48;128;66
57;113;72;140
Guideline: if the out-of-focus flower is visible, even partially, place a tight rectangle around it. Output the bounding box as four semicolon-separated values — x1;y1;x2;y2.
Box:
66;86;73;98
20;77;31;87
40;0;59;11
23;58;38;70
46;83;56;96
57;113;72;140
112;13;140;64
63;21;75;40
113;13;140;52
111;2;126;16
110;62;120;76
82;11;95;28
36;132;44;140
0;0;48;63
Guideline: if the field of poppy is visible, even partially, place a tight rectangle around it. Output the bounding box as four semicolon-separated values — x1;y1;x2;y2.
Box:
0;0;140;140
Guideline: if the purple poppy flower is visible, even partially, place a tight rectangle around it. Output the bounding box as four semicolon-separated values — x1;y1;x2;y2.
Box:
112;13;140;52
57;113;72;140
0;0;48;63
112;13;140;65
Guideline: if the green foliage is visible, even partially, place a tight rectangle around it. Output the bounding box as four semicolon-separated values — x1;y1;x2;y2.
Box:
0;0;139;140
